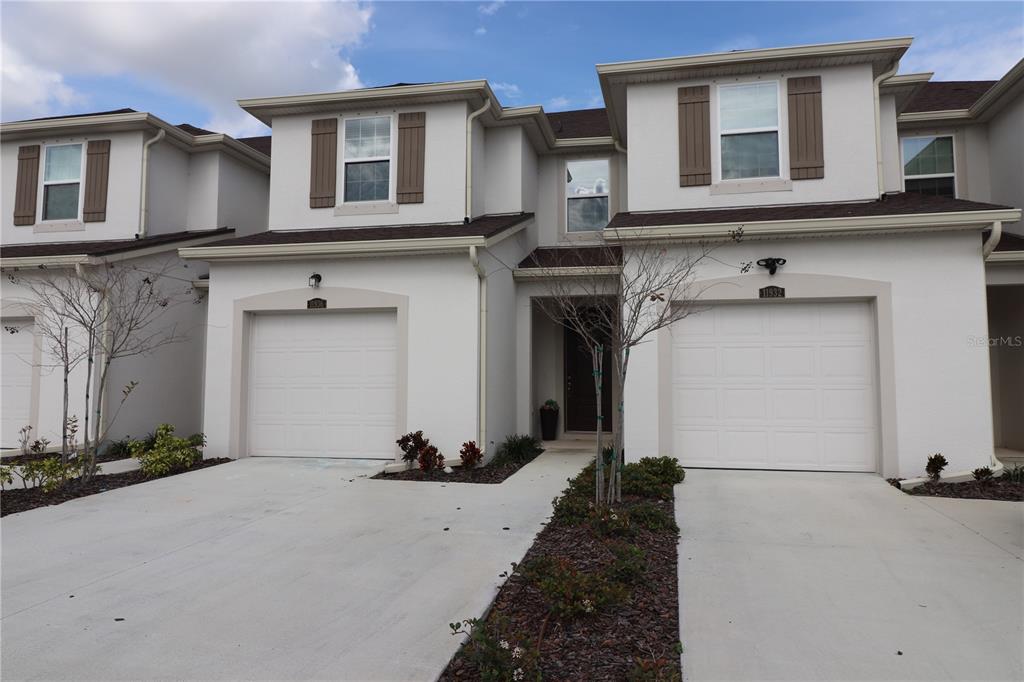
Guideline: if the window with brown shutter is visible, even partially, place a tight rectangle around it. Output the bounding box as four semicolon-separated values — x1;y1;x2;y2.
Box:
309;118;338;208
396;112;425;203
678;86;711;187
787;76;824;180
13;145;40;225
83;139;111;222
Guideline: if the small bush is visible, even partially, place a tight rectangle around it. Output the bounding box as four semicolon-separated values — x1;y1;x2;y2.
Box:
925;453;948;481
418;444;445;472
15;456;84;492
627;657;682;682
0;464;12;491
520;556;628;620
551;491;592;525
973;466;994;483
449;617;539;682
460;440;483;469
491;434;544;467
622;457;685;500
629;502;679;534
540;399;559;412
104;437;134;460
1003;464;1024;484
608;542;647;585
130;424;203;477
587;506;635;539
396;431;430;464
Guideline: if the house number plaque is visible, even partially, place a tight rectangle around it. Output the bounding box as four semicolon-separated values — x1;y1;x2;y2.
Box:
307;297;327;309
759;286;785;299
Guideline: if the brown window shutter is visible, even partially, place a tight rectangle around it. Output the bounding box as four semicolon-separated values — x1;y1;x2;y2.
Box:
309;118;338;208
678;86;711;187
83;140;111;222
13;145;40;225
788;77;824;180
396;112;426;204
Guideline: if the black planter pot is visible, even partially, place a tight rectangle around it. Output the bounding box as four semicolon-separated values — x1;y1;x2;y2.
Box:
539;409;558;441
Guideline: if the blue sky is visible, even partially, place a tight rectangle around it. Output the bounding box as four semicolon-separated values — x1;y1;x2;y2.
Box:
2;1;1021;136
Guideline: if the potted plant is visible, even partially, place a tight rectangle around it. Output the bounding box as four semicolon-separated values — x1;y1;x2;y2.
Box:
539;399;559;441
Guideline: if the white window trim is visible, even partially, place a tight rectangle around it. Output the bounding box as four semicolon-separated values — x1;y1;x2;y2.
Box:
564;157;612;234
900;133;956;197
716;80;784;183
338;113;398;206
38;141;86;223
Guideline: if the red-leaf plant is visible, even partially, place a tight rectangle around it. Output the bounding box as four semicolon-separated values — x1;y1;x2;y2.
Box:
460;440;483;469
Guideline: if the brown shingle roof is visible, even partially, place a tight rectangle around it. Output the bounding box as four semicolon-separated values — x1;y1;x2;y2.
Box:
904;81;996;113
237;135;272;156
518;246;621;269
176;123;217;136
546;108;611;139
198;213;533;248
995;232;1024;252
10;108;138;124
608;193;1013;229
0;229;234;260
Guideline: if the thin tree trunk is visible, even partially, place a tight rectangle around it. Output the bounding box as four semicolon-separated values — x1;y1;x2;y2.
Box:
61;327;69;466
592;344;605;506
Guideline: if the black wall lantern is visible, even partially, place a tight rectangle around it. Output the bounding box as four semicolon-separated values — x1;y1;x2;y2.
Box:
756;257;787;276
308;273;322;288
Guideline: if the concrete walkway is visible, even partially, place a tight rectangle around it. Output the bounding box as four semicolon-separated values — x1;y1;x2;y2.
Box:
2;449;590;680
676;469;1023;681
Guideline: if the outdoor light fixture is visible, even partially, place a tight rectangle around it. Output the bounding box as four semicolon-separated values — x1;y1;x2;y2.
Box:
756;257;787;276
308;273;322;288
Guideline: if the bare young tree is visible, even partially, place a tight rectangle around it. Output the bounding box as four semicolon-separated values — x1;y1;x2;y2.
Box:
529;233;723;505
7;257;196;476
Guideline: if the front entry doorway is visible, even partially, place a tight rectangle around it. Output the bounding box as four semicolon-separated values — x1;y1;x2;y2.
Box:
564;326;613;432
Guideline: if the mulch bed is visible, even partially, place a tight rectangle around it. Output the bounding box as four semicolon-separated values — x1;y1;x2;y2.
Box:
898;476;1024;501
0;458;231;517
441;473;682;680
1;449;127;466
372;457;540;485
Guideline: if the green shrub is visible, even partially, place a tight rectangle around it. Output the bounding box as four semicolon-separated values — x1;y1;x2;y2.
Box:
551;491;592;524
104;437;134;460
491;434;544;467
973;466;994;482
449;617;539;682
587;506;636;539
0;464;12;491
608;542;647;585
925;453;948;481
627;657;682;682
1003;464;1024;484
15;456;84;492
130;424;204;477
629;502;679;534
621;457;685;500
520;556;627;620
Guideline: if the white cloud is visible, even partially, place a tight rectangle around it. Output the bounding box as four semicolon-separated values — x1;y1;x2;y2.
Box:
1;1;373;136
491;81;522;100
478;1;505;16
474;26;487;36
901;25;1023;80
547;96;571;110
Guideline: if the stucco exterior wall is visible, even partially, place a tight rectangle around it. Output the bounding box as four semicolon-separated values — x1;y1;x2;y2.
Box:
146;142;190;235
1;130;144;244
626;63;879;211
484;127;525;215
267;101;470;230
217;153;270;236
880;95;903;194
201;255;480;459
987;94;1024;234
186;152;221;231
623;230;994;478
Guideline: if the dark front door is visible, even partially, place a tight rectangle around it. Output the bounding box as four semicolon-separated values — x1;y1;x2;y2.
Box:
564;326;613;432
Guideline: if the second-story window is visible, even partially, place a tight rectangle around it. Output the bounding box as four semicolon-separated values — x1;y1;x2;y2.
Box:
719;82;780;180
566;159;610;232
343;116;391;202
902;135;955;198
42;143;83;220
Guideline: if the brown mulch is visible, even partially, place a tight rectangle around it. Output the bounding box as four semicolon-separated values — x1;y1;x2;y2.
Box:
372;458;537;484
0;458;232;516
903;476;1023;501
440;495;682;681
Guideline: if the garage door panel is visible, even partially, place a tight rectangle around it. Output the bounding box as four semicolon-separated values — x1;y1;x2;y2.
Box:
247;311;398;459
672;302;878;472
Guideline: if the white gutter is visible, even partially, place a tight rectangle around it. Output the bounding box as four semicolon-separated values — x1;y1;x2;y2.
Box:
469;246;487;449
873;61;900;196
982;220;1003;258
138;129;166;238
465;98;491;221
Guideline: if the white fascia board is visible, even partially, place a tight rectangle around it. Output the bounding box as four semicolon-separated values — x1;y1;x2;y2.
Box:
604;208;1023;242
0;254;91;269
897;109;972;124
987;250;1024;262
0;232;237;269
179;220;530;262
513;266;621;280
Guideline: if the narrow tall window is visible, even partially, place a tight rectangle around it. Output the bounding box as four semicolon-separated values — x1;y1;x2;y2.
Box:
719;82;780;180
902;136;955;198
42;143;82;220
343;116;391;202
566;159;610;232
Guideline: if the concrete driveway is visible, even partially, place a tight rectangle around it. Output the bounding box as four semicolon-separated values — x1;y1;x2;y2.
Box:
2;451;589;681
677;470;1023;681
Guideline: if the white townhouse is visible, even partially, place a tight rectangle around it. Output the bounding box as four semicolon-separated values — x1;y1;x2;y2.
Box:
0;110;270;449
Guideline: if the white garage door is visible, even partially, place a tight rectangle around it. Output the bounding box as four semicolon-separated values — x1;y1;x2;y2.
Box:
1;318;35;449
671;301;878;472
247;311;398;458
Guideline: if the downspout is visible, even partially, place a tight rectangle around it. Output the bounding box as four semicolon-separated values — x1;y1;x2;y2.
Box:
873;61;899;196
983;220;1003;258
465;99;491;222
469;246;487;450
138;129;166;238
